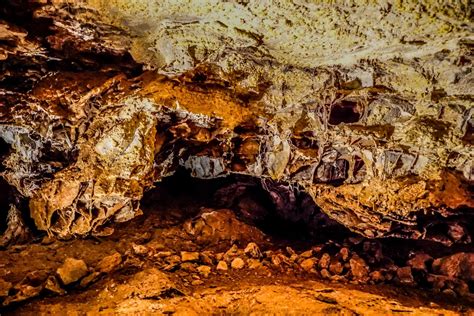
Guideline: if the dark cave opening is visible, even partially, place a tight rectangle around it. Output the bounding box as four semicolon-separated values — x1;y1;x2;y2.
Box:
140;168;474;264
141;168;353;249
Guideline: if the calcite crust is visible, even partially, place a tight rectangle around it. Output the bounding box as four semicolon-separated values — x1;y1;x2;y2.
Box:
0;1;472;239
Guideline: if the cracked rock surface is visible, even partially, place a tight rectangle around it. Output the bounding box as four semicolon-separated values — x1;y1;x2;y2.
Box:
0;1;473;240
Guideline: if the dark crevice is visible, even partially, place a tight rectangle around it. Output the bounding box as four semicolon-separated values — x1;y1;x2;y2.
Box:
329;100;362;125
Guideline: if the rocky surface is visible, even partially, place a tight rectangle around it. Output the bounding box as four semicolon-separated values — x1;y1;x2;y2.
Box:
0;201;473;314
0;1;472;242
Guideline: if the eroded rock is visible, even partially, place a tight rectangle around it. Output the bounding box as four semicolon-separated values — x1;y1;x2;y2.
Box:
0;0;472;242
56;258;88;285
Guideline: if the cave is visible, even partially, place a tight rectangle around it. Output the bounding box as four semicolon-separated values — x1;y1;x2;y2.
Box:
0;0;473;314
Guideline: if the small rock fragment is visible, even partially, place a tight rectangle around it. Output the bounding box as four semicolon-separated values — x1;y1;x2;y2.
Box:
44;276;65;295
329;261;343;275
199;251;214;265
321;269;331;279
180;262;197;272
56;258;88;285
339;247;350;262
244;242;262;259
286;247;296;256
132;243;149;256
407;253;432;271
96;252;122;274
432;252;474;281
300;258;317;272
79;272;100;288
397;266;415;284
197;265;211;278
217;261;228;271
248;258;263;269
231;258;245;269
350;256;369;280
180;251;200;262
370;271;385;283
319;253;331;270
300;250;313;258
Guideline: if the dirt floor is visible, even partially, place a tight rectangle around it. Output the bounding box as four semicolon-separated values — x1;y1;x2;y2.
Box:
1;176;473;315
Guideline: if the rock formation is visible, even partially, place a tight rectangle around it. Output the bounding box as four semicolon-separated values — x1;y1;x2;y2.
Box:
0;1;472;242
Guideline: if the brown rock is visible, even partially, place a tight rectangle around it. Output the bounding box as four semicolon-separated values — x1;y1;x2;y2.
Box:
181;262;197;272
44;275;65;295
217;261;228;271
248;258;263;269
197;265;211;278
244;242;262;259
432;252;474;281
79;272;100;288
321;269;331;279
56;258;88;285
199;251;214;265
132;243;149;256
96;252;122;274
300;258;317;272
0;278;12;297
350;256;369;280
181;251;200;262
407;253;432;271
286;247;296;256
370;271;385;283
2;284;42;306
299;250;313;258
231;257;245;269
397;266;415;284
339;247;350;262
318;253;331;270
329;260;343;275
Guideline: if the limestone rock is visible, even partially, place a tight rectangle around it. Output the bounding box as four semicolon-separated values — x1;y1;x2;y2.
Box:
432;253;474;281
180;252;200;262
231;258;245;270
0;1;472;242
56;258;88;285
350;256;369;280
216;261;228;271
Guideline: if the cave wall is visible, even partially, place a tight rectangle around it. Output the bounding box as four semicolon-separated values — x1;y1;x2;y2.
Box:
0;0;472;240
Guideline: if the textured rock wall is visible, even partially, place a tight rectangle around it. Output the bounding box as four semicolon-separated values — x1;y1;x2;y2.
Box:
0;1;472;241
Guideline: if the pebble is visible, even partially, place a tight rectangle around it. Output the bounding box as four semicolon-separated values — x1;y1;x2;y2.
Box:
339;247;350;262
300;250;313;258
199;251;214;265
329;261;343;275
231;258;245;269
349;256;369;280
407;253;432;271
132;244;149;256
96;252;122;274
248;258;263;269
300;258;317;272
217;261;228;271
370;271;384;283
318;253;331;270
244;242;262;259
320;269;331;279
180;251;200;262
197;265;211;278
44;275;65;295
396;266;414;285
57;258;88;285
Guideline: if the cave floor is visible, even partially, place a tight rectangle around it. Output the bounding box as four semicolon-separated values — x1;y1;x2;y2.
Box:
1;185;473;315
